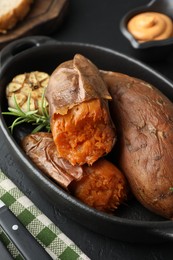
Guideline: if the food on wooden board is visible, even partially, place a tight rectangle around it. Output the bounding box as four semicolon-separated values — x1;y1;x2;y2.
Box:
0;0;33;33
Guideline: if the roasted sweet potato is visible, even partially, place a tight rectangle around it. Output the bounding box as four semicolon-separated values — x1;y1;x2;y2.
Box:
102;70;173;219
22;132;128;213
46;54;116;166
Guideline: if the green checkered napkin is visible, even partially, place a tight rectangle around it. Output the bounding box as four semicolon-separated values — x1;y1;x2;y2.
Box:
0;170;89;260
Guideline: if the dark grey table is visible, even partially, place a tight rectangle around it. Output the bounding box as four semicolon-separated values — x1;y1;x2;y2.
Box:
1;1;173;259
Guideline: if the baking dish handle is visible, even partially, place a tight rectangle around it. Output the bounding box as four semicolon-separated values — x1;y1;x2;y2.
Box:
1;36;57;69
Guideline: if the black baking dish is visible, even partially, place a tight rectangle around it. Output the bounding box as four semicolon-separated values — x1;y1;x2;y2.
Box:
120;0;173;61
1;36;173;244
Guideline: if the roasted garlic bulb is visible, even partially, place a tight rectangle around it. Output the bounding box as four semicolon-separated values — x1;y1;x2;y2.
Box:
6;71;49;115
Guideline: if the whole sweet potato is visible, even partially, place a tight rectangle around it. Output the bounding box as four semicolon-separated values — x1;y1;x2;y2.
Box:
102;70;173;219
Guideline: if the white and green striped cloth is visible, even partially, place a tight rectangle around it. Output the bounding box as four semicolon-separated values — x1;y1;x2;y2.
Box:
0;169;89;260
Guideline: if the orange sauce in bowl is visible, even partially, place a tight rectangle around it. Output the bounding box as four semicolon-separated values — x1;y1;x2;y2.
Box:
127;12;173;42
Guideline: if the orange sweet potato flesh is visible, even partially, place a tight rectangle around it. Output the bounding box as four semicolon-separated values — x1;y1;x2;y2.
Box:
71;159;128;213
51;98;115;166
46;54;116;166
102;70;173;219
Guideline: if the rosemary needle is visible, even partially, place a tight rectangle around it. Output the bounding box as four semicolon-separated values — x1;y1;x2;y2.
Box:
2;93;50;134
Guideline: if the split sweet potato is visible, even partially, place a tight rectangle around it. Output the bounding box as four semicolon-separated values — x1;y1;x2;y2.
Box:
22;132;128;213
45;54;116;166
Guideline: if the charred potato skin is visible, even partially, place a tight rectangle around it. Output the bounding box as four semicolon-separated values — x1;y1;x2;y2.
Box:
102;71;173;219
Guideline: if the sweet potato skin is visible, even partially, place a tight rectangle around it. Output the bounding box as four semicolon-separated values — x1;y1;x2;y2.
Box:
102;71;173;219
22;132;84;189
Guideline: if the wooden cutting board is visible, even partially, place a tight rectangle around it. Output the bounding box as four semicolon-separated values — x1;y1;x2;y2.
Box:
0;0;69;49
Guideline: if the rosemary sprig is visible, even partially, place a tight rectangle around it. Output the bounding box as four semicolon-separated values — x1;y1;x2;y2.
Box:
2;93;50;134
